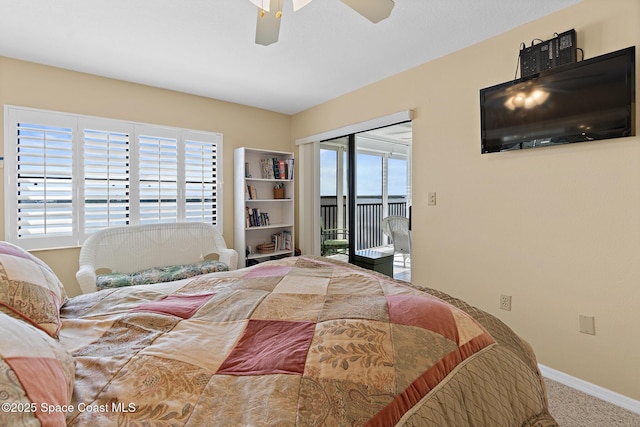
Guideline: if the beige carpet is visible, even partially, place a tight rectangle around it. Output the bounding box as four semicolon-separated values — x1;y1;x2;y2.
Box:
544;378;640;426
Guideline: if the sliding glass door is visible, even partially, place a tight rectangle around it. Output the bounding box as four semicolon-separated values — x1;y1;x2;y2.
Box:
319;122;412;275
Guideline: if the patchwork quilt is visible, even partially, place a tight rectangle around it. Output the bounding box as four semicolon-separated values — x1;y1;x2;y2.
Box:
59;256;556;426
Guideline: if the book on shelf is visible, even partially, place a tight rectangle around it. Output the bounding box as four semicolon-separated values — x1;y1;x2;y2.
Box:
245;207;270;228
273;158;280;179
283;230;292;250
271;230;292;251
247;185;257;200
260;159;275;179
271;233;281;251
287;158;294;179
259;157;294;180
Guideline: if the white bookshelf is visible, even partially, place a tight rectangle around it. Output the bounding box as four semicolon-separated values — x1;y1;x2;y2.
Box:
234;147;295;267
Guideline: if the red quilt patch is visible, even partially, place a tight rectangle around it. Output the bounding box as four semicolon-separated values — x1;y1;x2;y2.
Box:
6;357;70;426
217;319;316;376
387;294;459;343
132;293;215;319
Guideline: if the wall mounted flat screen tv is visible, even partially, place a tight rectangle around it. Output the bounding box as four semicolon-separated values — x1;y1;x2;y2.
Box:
480;46;635;154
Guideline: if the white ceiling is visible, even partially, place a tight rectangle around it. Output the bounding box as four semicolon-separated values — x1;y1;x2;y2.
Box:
0;0;582;115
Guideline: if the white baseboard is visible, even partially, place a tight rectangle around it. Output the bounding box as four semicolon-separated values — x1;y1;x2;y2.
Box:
539;364;640;415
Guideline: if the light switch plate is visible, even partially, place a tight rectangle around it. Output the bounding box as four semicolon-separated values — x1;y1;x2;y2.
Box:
579;315;595;335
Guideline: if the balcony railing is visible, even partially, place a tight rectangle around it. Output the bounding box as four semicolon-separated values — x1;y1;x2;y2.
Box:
321;196;407;251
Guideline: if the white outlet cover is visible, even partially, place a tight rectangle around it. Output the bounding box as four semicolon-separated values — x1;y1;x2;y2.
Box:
579;315;595;335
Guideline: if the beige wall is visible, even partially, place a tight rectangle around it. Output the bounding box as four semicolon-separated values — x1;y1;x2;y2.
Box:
1;0;638;402
0;57;291;296
292;0;640;401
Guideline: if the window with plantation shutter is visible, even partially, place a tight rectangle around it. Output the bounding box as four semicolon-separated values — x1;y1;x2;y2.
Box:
5;106;223;250
16;122;75;241
138;131;179;224
184;133;220;224
83;127;131;234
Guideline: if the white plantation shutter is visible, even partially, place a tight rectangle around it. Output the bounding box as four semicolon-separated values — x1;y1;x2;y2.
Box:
16;122;74;237
83;126;131;235
5;106;223;250
184;132;221;224
5;108;78;249
138;131;179;224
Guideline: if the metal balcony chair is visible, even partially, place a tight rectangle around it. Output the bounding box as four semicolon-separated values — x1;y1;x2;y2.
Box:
382;216;411;267
320;219;349;256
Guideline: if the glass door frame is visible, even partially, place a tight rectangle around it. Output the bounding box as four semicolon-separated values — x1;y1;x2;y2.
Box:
295;110;413;259
321;126;411;265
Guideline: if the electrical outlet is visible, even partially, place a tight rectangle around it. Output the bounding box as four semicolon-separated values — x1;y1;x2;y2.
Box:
500;294;512;311
428;192;437;206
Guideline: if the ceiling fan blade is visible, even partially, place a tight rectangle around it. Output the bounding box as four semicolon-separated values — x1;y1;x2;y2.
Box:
255;0;281;46
341;0;395;23
292;0;313;12
248;0;269;12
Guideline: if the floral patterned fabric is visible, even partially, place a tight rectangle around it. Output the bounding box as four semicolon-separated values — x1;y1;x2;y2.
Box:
96;259;228;290
0;312;75;427
59;256;556;426
0;241;67;337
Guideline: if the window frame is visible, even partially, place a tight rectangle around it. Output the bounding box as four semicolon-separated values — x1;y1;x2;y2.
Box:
4;105;223;250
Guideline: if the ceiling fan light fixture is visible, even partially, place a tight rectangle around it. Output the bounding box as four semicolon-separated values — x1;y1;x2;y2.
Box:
251;0;395;45
254;0;281;45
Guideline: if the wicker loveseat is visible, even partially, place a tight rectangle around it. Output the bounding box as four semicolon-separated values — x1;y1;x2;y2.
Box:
76;222;238;294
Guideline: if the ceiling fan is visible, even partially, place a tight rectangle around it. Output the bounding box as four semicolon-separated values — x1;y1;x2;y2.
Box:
249;0;395;45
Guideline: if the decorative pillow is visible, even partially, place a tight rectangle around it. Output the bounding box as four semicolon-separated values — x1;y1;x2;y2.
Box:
96;259;229;290
0;312;75;427
0;242;67;338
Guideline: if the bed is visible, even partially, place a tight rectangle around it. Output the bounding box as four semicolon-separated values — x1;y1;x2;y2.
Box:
0;242;557;426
